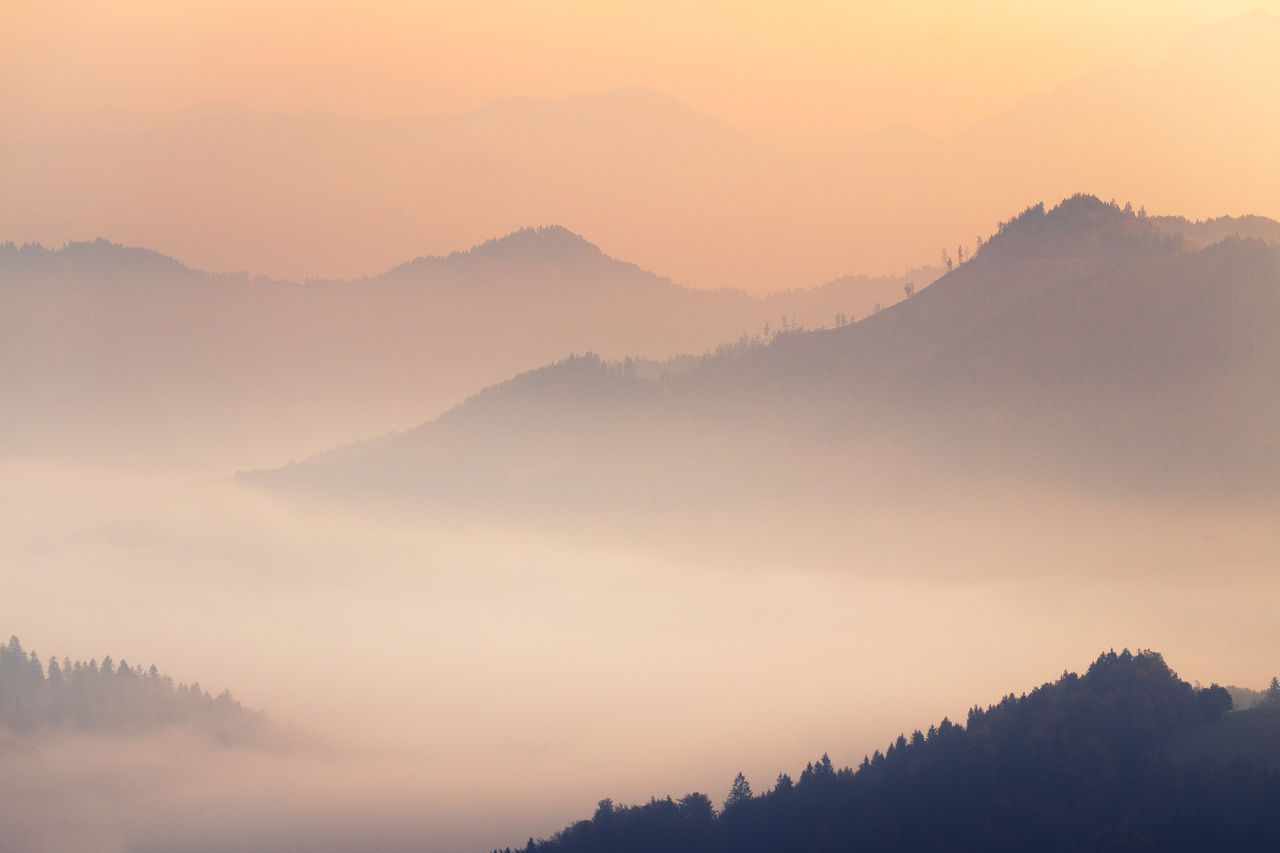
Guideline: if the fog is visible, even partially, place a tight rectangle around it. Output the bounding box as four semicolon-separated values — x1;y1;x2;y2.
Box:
4;457;1276;851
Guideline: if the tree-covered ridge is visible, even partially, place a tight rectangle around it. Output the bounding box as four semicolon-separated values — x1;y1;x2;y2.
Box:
1224;677;1280;711
504;651;1279;853
0;635;273;744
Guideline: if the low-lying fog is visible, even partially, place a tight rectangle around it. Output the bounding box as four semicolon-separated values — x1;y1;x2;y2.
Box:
2;458;1277;852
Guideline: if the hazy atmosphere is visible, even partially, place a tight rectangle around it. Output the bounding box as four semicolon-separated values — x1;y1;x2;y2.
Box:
4;3;1280;852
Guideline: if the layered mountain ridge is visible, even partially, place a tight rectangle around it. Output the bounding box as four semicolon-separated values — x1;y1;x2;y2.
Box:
1;228;927;468
248;196;1280;509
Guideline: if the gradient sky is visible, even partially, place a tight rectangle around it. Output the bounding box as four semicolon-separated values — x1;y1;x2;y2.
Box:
8;0;1278;145
6;1;1280;287
6;7;1280;849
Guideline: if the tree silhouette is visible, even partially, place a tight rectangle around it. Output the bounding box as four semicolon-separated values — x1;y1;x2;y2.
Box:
510;651;1271;853
724;772;753;810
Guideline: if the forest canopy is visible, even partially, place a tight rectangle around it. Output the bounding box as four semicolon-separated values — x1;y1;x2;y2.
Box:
502;650;1277;853
0;634;275;745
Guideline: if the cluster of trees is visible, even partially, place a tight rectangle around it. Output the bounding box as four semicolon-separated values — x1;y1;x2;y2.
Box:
1225;676;1280;710
501;651;1279;853
0;635;270;742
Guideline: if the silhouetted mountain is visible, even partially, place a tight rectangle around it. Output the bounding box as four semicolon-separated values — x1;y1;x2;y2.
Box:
0;230;927;468
499;650;1275;853
251;196;1280;509
0;634;279;747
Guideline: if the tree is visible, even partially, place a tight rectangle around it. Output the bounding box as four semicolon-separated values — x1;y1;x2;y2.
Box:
904;281;916;298
1265;676;1280;705
724;772;753;810
678;792;714;823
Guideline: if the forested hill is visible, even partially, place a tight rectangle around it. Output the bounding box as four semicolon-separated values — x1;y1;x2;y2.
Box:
502;651;1280;853
0;635;278;746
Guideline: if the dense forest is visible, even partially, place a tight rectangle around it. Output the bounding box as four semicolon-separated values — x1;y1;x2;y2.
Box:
502;651;1280;853
0;634;274;744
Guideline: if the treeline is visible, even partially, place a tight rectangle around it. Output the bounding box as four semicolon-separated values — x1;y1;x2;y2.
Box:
1225;677;1280;710
502;651;1280;853
0;634;272;743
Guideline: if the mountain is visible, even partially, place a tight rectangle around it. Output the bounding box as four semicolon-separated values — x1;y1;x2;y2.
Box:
249;196;1280;510
6;12;1279;292
2;87;790;288
0;230;930;468
498;650;1276;853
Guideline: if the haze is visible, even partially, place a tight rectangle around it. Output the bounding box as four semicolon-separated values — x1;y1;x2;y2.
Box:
5;458;1278;851
4;4;1280;853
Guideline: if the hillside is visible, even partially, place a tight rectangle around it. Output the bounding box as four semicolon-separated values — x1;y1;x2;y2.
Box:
1172;703;1280;772
500;651;1276;853
0;230;929;468
252;196;1280;509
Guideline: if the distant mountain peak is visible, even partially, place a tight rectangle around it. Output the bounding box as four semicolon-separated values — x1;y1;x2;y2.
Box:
384;226;608;278
0;237;192;276
981;194;1162;253
457;225;604;263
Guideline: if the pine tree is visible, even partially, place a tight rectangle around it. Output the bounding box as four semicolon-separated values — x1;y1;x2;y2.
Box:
724;772;753;810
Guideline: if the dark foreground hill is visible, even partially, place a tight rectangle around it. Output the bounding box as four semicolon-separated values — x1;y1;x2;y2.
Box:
501;651;1277;853
251;196;1280;511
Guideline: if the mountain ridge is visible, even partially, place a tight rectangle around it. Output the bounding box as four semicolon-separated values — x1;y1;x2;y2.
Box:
247;195;1280;508
2;225;932;468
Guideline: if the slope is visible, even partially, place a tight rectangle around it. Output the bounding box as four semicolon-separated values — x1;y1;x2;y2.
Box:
501;651;1276;853
253;196;1280;509
1;230;927;469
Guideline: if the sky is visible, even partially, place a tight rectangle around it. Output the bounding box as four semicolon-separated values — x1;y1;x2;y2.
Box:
5;1;1280;288
5;4;1280;850
6;0;1277;144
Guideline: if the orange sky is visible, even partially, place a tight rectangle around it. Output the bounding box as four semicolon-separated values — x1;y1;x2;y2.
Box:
8;0;1276;145
5;1;1280;287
